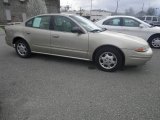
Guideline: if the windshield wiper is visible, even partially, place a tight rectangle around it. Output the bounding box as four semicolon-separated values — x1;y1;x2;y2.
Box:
90;29;102;33
102;28;107;31
90;28;107;33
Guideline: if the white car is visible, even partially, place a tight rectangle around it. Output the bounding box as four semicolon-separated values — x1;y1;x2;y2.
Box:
96;16;160;48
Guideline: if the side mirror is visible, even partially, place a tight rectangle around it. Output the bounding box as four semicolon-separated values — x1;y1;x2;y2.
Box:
139;24;145;28
102;28;107;31
71;27;83;34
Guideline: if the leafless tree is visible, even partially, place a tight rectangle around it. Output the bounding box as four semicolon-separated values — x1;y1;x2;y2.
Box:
125;7;135;16
115;0;120;14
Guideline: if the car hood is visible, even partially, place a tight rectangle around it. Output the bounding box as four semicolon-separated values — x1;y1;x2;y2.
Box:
148;26;160;32
89;31;149;50
101;31;148;45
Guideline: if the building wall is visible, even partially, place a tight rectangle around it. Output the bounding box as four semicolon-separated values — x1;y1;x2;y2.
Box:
0;0;28;24
26;0;47;18
0;0;60;24
45;0;60;13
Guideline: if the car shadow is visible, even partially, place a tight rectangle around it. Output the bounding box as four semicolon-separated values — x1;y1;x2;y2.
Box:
31;53;146;73
32;53;97;70
0;101;2;116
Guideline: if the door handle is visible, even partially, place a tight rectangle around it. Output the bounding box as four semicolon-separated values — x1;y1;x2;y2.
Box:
53;35;59;38
26;32;31;35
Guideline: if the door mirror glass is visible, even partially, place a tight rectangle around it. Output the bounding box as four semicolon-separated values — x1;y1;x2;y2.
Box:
71;27;83;34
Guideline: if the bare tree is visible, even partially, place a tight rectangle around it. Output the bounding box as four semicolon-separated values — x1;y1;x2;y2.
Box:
146;7;156;16
115;0;120;14
125;8;135;16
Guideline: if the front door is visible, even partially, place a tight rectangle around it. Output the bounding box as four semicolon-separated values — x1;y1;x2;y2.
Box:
50;15;89;59
24;16;51;53
121;17;147;39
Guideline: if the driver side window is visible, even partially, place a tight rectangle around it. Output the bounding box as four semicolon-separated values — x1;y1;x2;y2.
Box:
53;16;78;33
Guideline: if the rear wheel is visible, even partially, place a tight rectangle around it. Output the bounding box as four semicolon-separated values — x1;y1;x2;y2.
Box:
15;40;31;58
148;35;160;49
95;47;123;72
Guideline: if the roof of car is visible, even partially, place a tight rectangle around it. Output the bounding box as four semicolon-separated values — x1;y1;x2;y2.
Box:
105;15;136;19
34;13;76;17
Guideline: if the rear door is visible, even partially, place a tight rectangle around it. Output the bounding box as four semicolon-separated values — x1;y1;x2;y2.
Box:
100;17;123;33
24;15;51;53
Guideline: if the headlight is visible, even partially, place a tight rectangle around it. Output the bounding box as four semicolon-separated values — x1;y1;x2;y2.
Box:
135;47;149;52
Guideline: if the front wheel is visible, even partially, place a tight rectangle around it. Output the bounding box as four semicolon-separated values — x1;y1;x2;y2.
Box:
148;35;160;49
95;47;123;72
15;40;31;58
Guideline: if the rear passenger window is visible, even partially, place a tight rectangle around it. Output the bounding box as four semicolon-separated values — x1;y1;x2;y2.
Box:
146;17;151;21
26;18;34;27
25;16;50;30
103;18;121;26
153;17;157;21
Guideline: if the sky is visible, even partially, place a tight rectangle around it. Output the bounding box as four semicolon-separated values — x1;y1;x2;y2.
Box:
60;0;160;13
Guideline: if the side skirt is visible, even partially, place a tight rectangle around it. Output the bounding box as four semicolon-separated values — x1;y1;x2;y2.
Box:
32;51;92;61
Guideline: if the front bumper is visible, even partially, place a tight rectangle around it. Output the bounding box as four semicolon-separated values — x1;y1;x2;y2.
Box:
123;48;153;66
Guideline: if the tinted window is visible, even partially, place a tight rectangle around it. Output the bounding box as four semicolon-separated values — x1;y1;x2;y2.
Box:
153;17;158;21
146;17;152;21
53;16;78;32
26;18;34;27
26;16;50;30
142;17;145;21
123;18;140;27
103;18;121;26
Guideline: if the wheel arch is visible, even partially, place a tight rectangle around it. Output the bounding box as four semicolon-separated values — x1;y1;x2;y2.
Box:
12;37;29;46
92;45;125;66
148;33;160;42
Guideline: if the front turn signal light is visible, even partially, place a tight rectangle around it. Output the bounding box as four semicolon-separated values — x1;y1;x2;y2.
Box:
135;47;147;52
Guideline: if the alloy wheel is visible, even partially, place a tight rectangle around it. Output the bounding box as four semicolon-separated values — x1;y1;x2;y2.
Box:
99;52;118;70
152;37;160;48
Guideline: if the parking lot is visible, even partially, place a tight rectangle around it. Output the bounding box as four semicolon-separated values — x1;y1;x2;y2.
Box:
0;31;160;120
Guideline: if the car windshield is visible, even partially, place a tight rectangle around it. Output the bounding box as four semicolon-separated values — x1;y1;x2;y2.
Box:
136;17;152;27
70;15;103;32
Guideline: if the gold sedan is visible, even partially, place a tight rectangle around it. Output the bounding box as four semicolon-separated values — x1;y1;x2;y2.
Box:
5;14;152;72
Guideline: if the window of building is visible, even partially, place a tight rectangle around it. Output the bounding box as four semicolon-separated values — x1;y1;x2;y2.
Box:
3;0;9;3
22;13;27;21
5;9;11;21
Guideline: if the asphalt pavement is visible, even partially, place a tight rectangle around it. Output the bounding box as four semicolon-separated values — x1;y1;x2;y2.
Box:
0;32;160;120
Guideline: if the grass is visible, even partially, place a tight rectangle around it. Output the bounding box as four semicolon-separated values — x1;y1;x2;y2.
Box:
0;26;4;31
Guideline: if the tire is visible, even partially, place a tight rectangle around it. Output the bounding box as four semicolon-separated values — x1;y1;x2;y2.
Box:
15;40;31;58
148;35;160;49
95;47;123;72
